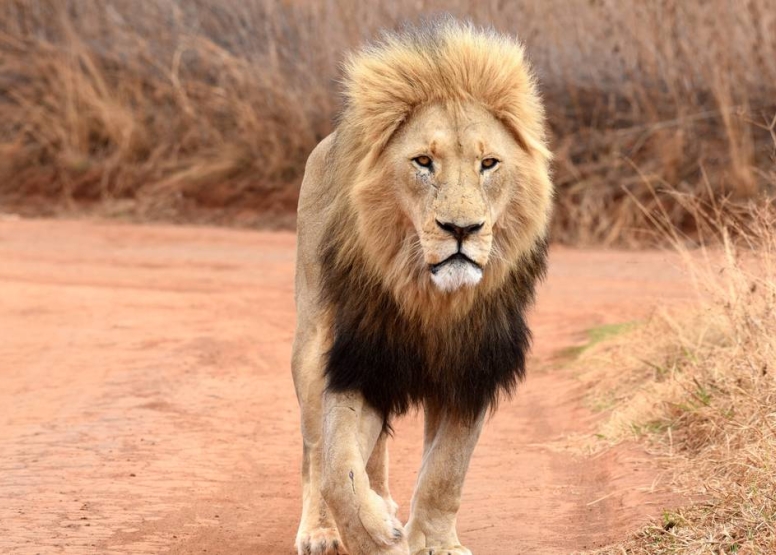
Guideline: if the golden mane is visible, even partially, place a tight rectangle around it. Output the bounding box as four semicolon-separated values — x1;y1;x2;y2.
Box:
342;19;551;162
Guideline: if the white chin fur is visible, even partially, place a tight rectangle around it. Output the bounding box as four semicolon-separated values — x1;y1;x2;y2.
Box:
430;260;483;292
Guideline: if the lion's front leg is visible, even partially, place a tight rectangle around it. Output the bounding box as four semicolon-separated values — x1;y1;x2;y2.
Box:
366;430;399;519
405;406;485;555
322;391;409;555
293;328;345;555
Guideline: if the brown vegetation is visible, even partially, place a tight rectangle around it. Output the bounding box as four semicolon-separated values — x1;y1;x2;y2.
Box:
1;1;775;242
578;199;776;553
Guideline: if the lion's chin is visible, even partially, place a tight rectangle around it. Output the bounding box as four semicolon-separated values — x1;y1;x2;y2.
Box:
430;259;483;292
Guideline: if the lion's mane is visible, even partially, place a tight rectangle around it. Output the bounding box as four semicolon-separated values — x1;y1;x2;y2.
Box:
318;20;553;424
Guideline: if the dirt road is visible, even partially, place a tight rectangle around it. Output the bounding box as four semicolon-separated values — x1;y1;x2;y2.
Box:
0;218;692;554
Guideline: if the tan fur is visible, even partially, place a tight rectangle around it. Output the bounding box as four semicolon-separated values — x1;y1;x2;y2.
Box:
292;20;553;555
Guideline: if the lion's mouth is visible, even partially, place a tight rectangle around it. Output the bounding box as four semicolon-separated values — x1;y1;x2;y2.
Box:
429;252;482;275
428;252;484;292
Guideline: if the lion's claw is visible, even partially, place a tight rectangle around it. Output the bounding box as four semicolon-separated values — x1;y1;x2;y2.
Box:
296;527;347;555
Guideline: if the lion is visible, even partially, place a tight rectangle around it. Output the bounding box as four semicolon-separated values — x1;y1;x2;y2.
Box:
291;19;553;555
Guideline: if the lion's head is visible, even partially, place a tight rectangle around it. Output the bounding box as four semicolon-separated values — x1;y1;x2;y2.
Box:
324;20;553;324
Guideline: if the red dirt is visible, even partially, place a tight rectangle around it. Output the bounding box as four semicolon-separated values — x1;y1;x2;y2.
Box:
0;218;692;554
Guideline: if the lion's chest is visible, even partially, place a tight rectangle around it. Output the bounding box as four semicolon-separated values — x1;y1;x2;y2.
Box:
320;239;547;424
324;291;531;424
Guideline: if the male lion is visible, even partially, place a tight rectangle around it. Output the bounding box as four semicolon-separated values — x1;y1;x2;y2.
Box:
292;20;552;555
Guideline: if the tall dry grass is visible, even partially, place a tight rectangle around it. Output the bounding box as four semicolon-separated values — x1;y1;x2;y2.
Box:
578;198;776;553
1;0;775;240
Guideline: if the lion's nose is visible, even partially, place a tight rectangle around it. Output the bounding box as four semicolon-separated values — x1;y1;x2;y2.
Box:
436;220;484;242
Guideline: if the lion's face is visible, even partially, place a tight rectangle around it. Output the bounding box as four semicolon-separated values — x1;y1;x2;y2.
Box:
382;102;521;292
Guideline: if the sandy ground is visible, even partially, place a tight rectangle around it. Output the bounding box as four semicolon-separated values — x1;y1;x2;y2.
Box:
0;218;693;555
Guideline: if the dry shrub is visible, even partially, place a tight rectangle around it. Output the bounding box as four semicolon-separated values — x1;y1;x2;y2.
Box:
0;0;333;225
581;200;776;553
1;1;775;239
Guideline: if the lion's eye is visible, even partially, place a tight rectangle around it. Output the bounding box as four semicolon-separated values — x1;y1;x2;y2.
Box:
413;155;433;170
481;158;499;171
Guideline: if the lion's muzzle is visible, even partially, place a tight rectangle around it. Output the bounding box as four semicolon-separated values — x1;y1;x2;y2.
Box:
427;219;488;292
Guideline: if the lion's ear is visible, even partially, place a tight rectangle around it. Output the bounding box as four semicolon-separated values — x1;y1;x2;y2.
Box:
498;112;552;161
365;113;410;160
346;108;410;167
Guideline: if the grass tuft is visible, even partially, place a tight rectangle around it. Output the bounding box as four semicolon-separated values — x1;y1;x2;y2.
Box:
560;321;638;361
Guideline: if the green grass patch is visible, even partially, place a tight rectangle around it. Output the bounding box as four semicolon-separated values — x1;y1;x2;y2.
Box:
559;321;639;361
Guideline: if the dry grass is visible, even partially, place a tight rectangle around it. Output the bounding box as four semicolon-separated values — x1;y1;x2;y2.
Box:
1;0;775;240
578;200;776;553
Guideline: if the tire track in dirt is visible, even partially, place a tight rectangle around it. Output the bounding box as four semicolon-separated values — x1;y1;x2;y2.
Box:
0;218;691;554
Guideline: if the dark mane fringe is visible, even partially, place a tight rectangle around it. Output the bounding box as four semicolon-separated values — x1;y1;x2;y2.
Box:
321;233;549;425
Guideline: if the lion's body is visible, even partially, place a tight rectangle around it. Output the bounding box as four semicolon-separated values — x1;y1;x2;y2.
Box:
292;20;553;555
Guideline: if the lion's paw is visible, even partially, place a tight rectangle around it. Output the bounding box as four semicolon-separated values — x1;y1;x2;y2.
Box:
296;527;347;555
357;490;406;548
413;546;472;555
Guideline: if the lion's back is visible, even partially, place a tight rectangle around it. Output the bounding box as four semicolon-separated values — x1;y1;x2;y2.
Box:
294;133;336;334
